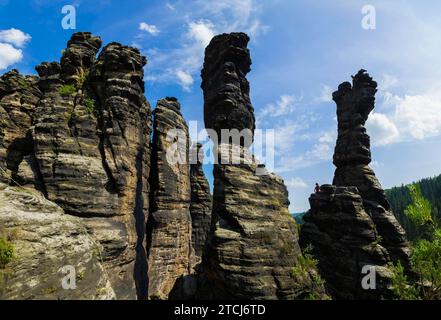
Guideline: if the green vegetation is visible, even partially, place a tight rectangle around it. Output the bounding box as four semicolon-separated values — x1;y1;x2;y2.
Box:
389;184;441;300
58;84;77;96
386;174;441;241
18;78;30;90
76;69;89;89
290;245;328;300
0;230;15;269
84;97;96;115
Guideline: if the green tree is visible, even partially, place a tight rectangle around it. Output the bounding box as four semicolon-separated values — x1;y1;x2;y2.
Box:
390;184;441;300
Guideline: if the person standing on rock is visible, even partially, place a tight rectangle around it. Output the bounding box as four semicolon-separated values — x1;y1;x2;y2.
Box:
314;183;320;193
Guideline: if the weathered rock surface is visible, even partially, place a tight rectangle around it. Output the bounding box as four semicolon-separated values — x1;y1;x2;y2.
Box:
331;70;411;270
300;70;412;299
147;97;193;300
201;33;255;147
189;143;212;259
198;33;326;300
1;32;151;299
300;185;395;299
0;183;115;300
0;70;42;189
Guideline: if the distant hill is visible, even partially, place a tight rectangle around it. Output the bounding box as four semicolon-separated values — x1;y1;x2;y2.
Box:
292;212;306;225
386;174;441;241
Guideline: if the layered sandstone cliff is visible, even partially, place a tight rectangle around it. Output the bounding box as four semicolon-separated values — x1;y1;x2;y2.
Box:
0;32;150;299
199;33;326;300
147;97;193;299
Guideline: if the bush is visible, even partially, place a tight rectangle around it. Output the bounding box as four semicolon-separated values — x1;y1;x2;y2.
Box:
0;237;14;268
84;97;96;115
58;84;77;96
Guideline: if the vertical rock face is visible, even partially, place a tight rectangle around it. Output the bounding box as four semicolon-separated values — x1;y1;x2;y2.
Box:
300;185;395;299
300;70;412;299
147;97;193;300
0;70;41;189
200;33;325;300
189;143;212;259
332;70;411;269
1;32;151;299
201;33;255;147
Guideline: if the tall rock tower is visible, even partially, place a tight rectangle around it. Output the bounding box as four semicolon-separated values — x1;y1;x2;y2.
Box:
147;97;193;300
200;33;326;300
300;70;412;299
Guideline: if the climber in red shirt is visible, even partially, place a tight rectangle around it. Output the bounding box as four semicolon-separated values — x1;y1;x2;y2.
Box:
314;183;320;193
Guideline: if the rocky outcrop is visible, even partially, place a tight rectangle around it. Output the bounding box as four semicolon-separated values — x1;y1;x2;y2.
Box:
300;70;412;299
1;32;151;299
189;143;212;259
300;185;395;299
201;33;255;147
147;97;193;300
0;70;42;189
331;70;411;270
0;183;115;300
199;33;326;300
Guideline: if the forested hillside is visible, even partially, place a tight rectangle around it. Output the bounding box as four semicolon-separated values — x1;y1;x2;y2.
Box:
386;174;441;241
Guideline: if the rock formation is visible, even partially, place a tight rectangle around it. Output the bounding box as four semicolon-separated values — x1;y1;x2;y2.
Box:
332;70;411;270
200;33;326;300
300;185;395;299
0;183;115;300
189;143;212;259
201;33;255;148
1;32;150;299
0;70;42;189
300;70;412;299
147;97;193;299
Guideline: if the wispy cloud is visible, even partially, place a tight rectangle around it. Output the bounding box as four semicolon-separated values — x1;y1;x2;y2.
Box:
135;0;267;92
139;22;160;36
285;177;308;189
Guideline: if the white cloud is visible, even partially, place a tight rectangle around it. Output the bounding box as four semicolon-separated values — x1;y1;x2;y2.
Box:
314;84;333;103
367;85;441;146
139;22;160;36
176;69;194;92
394;92;441;140
187;20;216;48
367;112;400;146
0;42;23;70
135;0;266;92
258;94;297;120
0;28;31;48
285;177;308;189
165;2;176;11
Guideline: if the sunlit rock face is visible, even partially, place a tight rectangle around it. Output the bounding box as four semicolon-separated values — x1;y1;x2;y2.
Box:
1;32;151;300
147;97;193;300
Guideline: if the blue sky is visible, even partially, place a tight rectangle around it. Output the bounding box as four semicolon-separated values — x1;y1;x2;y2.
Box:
1;0;441;212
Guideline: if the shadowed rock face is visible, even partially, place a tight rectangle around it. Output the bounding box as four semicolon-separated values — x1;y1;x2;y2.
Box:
0;70;42;190
300;70;412;300
189;143;212;259
147;98;193;300
300;185;395;300
198;33;326;300
201;33;255;147
1;32;151;300
332;70;411;270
